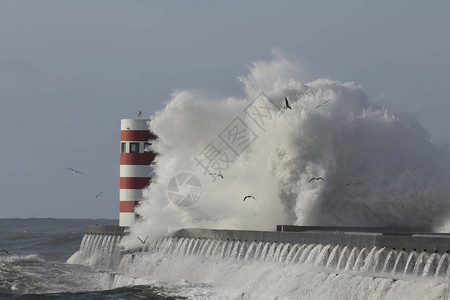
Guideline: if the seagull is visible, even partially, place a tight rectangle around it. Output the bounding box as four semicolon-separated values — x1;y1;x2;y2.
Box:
95;191;103;198
284;97;292;109
308;177;325;183
137;236;149;244
66;167;84;175
209;173;223;179
138;111;142;119
315;99;332;109
243;195;255;201
1;249;9;255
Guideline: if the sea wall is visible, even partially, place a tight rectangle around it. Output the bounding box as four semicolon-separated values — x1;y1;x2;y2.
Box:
171;226;450;254
85;225;127;235
83;225;450;254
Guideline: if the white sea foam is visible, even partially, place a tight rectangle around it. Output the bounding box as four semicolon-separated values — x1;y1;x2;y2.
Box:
121;52;450;250
0;254;43;263
108;238;450;300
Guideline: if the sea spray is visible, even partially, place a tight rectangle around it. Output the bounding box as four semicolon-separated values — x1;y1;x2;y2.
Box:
121;53;450;250
107;237;450;299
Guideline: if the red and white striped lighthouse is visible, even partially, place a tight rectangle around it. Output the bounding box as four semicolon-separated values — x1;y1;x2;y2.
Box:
119;119;156;227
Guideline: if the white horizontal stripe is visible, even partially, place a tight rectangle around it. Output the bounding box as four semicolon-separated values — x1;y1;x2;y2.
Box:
120;165;154;177
119;213;135;227
120;189;143;201
121;119;149;130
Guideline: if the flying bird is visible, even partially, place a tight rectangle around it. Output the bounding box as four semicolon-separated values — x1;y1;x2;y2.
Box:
308;177;325;183
66;167;84;175
315;99;332;109
138;111;142;118
95;191;103;198
284;97;292;109
137;236;149;244
209;173;223;179
243;195;255;201
1;249;9;255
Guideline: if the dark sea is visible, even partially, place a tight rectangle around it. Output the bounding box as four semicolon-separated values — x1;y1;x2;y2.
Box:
2;218;450;300
0;218;183;300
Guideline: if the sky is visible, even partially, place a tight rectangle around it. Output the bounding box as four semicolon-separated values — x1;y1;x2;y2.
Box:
1;0;449;219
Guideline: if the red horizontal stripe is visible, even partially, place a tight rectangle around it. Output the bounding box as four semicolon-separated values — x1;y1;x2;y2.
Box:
120;153;156;165
120;201;138;213
120;177;151;189
121;130;157;141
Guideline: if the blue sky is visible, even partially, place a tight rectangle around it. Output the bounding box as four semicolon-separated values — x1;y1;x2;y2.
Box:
1;0;449;218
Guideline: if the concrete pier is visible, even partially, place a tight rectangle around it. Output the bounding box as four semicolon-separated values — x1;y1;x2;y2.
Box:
86;225;127;235
85;225;450;254
172;226;450;254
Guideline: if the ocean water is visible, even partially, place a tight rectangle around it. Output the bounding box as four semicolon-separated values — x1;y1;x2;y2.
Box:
3;218;450;299
0;218;183;299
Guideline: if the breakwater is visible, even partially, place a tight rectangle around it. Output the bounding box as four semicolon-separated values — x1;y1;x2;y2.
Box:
172;226;450;254
74;225;450;279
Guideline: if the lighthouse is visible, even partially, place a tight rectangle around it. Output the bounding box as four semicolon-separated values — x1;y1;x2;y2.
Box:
119;119;156;227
